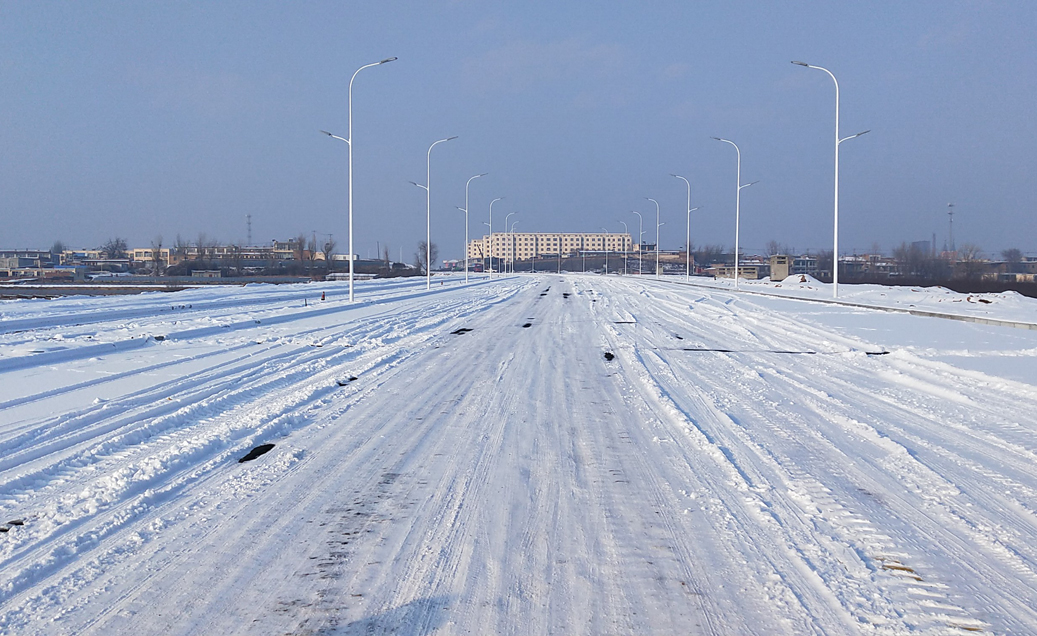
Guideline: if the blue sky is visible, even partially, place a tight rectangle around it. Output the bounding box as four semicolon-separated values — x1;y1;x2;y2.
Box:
1;1;1035;260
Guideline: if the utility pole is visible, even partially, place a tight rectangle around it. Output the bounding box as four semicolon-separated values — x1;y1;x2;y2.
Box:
246;214;252;247
947;203;955;252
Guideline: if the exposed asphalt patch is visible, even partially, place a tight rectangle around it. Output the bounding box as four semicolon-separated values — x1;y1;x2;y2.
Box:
450;328;474;335
336;376;359;386
239;443;276;463
678;348;891;356
604;351;615;361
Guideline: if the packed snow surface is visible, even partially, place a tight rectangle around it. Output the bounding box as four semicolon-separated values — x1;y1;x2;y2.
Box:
2;275;1037;635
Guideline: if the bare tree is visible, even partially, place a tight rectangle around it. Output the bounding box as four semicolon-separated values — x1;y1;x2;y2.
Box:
764;240;790;257
957;243;985;280
694;244;725;267
1002;248;1023;273
322;237;337;271
173;234;190;264
151;235;164;274
414;241;438;275
102;237;128;259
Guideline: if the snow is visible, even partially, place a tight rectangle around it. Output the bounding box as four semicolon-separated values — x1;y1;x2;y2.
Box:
2;274;1037;634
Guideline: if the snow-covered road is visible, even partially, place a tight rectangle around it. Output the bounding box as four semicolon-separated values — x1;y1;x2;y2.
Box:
2;276;1037;634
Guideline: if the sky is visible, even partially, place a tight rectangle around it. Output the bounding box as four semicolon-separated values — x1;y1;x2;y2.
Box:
1;0;1035;261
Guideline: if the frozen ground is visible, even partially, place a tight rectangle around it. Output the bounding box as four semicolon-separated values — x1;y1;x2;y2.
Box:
2;275;1037;635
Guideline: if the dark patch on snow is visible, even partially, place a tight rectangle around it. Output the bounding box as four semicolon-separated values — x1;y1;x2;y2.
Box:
239;443;276;463
0;526;7;533
152;335;165;342
603;351;615;361
563;293;571;299
450;328;474;335
614;321;636;324
522;323;532;328
7;519;24;526
674;334;684;340
865;350;890;356
336;377;359;386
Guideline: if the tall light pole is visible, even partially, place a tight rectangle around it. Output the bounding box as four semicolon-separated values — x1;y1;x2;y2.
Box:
509;220;519;273
321;56;397;303
671;174;701;280
792;61;869;298
619;221;629;275
457;173;486;284
712;137;757;290
600;228;610;275
503;212;515;274
410;136;457;290
488;197;503;277
631;211;644;275
646;198;661;278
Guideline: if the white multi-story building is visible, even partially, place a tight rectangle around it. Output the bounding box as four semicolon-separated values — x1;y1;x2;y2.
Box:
468;232;634;262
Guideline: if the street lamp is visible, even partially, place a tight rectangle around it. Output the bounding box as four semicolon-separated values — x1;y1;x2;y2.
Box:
631;211;644;275
647;198;661;278
712;137;758;290
488;197;503;277
619;220;629;275
601;228;610;275
509;220;519;273
671;174;701;280
504;212;515;274
321;56;396;303
410;135;457;290
792;61;869;298
457;173;486;284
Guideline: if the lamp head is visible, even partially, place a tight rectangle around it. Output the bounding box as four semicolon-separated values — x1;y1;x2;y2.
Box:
379;57;398;64
791;61;809;67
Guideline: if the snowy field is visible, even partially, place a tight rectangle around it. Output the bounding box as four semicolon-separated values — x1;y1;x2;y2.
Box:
2;275;1037;635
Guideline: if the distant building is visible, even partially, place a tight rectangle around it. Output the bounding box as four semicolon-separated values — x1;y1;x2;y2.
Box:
769;254;791;280
792;256;818;276
467;232;633;262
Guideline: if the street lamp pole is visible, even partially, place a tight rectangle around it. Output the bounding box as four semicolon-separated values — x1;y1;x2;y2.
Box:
412;136;457;290
647;198;661;279
321;56;396;303
619;221;628;275
792;61;869;298
631;211;644;275
671;174;698;280
712;137;757;290
504;212;515;274
509;220;519;273
601;228;610;275
457;173;486;284
488;197;503;277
